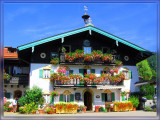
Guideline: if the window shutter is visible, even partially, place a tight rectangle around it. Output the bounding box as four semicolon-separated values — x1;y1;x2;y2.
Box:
69;70;73;74
70;94;74;102
5;93;10;99
51;70;54;74
101;70;103;75
79;69;84;76
91;69;95;74
129;70;132;79
39;69;43;78
122;96;125;101
101;93;105;102
51;96;54;104
111;92;115;101
59;94;63;102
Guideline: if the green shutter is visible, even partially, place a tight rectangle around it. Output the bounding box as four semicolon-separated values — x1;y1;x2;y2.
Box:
51;70;54;74
111;92;115;101
60;94;63;102
39;69;43;78
51;96;54;104
69;70;73;74
101;93;105;102
91;69;95;74
70;94;74;102
79;69;84;76
101;70;103;75
129;70;132;79
5;93;10;99
122;96;125;101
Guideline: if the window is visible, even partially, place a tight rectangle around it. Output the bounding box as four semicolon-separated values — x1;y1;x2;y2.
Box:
43;69;50;78
63;95;70;102
123;71;129;80
51;52;58;58
104;93;112;102
43;95;50;103
84;47;91;54
66;70;70;76
62;45;70;53
102;47;110;54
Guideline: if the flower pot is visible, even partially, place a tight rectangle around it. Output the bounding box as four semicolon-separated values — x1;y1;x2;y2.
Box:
95;108;99;112
133;107;136;111
38;109;43;114
107;108;110;112
32;111;36;114
82;108;86;113
77;109;80;112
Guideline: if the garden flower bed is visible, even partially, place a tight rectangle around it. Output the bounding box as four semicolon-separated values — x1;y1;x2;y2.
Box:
113;101;133;112
54;102;78;114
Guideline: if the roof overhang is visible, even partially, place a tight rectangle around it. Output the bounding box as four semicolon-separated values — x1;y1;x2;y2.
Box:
17;25;152;55
97;85;124;89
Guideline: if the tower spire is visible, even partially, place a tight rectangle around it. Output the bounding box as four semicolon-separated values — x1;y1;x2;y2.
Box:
82;6;90;26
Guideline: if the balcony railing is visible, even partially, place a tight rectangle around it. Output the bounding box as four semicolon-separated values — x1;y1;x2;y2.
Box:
59;53;116;65
4;74;29;85
54;79;123;86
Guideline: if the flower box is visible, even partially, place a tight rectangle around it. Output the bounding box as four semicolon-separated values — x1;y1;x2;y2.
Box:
55;107;77;114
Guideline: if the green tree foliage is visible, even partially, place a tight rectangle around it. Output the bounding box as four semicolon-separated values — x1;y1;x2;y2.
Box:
147;54;157;71
128;96;139;108
140;84;155;100
136;60;152;80
18;86;43;106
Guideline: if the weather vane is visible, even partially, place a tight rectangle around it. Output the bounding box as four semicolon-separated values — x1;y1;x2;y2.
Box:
84;6;88;14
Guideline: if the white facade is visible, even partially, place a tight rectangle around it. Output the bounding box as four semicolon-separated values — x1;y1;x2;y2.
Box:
29;63;140;110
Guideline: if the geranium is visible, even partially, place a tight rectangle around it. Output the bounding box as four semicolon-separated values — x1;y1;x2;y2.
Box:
50;91;60;97
95;106;100;109
115;60;123;66
110;68;119;74
102;54;113;62
93;50;103;59
65;52;76;62
101;73;111;80
93;77;103;84
4;73;10;80
105;103;111;108
50;73;59;81
57;66;67;74
4;97;7;104
50;57;59;65
75;49;84;58
84;53;95;62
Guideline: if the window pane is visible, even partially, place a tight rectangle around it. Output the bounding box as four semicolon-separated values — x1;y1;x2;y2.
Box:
87;69;91;74
66;71;69;76
64;95;66;102
84;47;88;54
84;47;91;54
67;95;70;102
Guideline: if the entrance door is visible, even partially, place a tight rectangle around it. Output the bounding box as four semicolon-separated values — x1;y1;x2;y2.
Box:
84;91;92;110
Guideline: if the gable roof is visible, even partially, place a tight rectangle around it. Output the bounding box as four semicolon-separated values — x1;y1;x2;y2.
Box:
17;25;152;54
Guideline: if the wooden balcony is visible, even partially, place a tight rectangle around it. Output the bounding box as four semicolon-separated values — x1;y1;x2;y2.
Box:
59;53;117;65
4;74;29;86
54;79;123;87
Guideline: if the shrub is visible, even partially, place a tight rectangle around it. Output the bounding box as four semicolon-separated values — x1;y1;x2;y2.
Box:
18;86;43;106
19;107;25;113
23;102;38;114
140;84;155;100
144;106;153;111
128;96;139;108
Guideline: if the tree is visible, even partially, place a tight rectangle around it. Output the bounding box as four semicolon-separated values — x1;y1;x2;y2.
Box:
18;86;43;106
140;84;155;100
136;60;152;80
147;54;157;71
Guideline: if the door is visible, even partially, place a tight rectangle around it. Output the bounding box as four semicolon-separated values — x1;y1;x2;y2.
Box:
84;91;92;110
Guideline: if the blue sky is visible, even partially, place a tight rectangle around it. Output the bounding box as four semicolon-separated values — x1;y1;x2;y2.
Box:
4;3;157;52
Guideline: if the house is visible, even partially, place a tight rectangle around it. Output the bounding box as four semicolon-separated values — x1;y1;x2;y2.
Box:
3;46;30;102
5;11;153;111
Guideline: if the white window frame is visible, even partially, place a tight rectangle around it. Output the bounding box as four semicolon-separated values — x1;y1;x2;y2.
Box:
122;70;129;80
63;95;70;102
43;69;50;79
84;47;92;54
